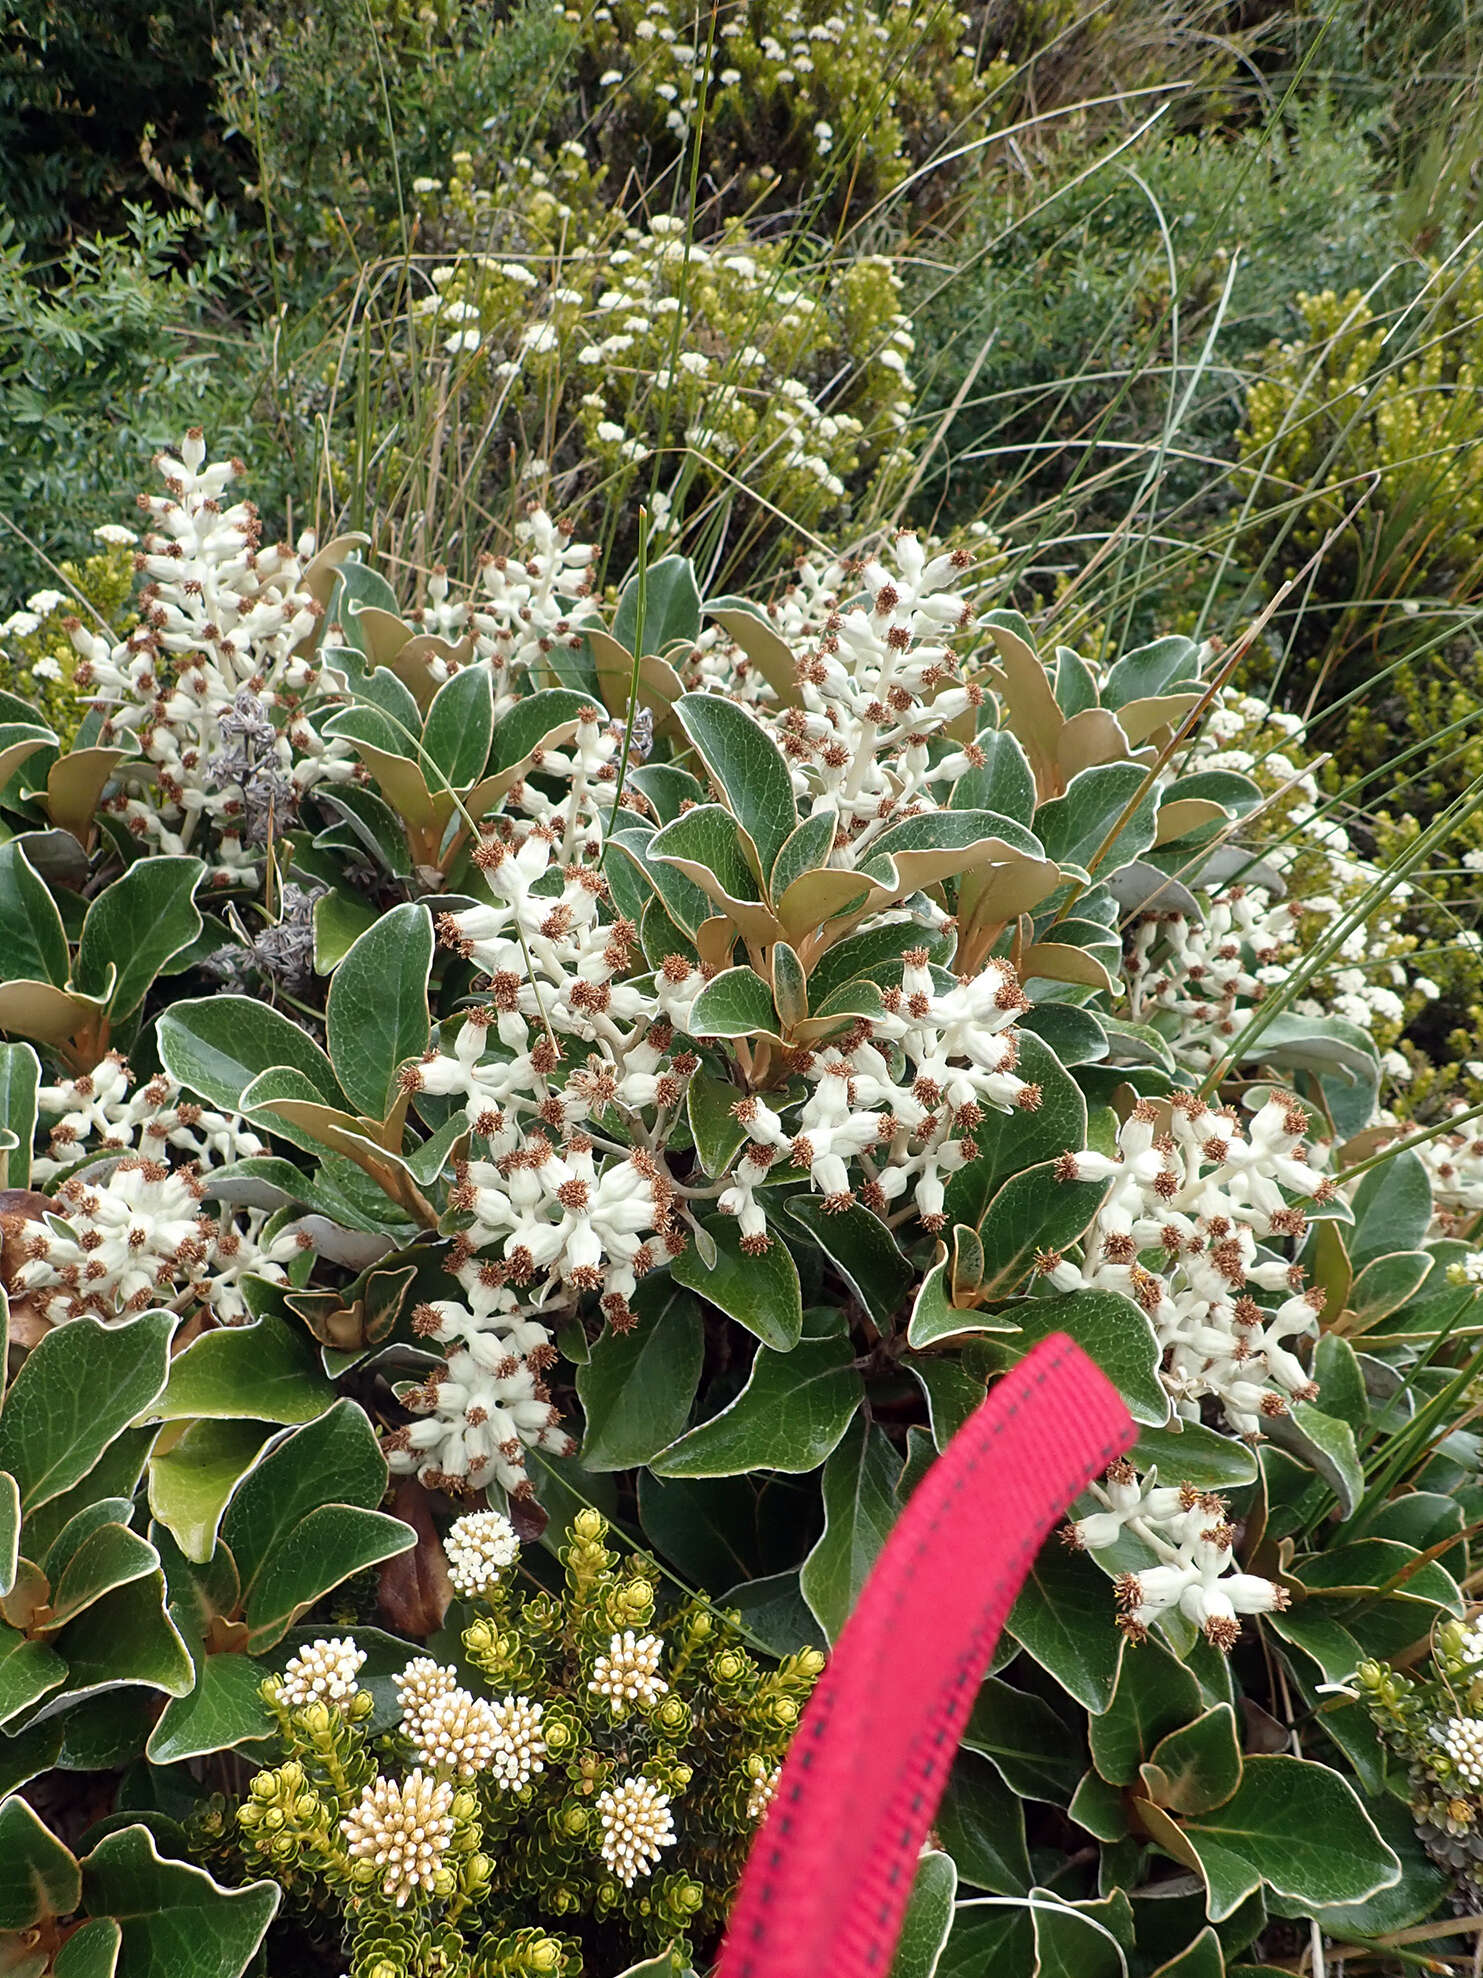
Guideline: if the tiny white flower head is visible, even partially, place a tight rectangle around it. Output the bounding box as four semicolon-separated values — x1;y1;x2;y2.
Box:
487;1694;546;1792
596;1774;676;1885
341;1770;455;1906
444;1508;520;1600
279;1636;366;1712
589;1630;668;1713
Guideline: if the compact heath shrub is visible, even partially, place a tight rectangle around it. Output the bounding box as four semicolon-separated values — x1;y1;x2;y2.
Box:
229;1508;822;1975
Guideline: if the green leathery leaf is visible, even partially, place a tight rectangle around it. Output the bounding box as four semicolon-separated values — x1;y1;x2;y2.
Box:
1263;1403;1363;1518
1103;634;1200;708
675;691;797;879
1149;1928;1225;1978
799;1415;901;1641
685;1067;747;1178
325;902;433;1120
1163;1754;1400;1921
53;1919;121;1978
670;1213;803;1352
0;1794;80;1930
962;1678;1085;1802
0;1040;39;1187
1035;762;1160;873
311;888;379;974
653;1330;862;1480
935;1753;1031;1894
46;1521;159;1629
888;1851;958;1978
684;965;778;1039
948;729;1036;825
43;1569;194;1713
0;1624;65;1726
649;804;764;906
0;1471;15;1598
616;554;701;655
906;1258;1023;1348
1003;1290;1168;1426
1349;1148;1432;1269
0;1311;174;1513
942;1034;1087;1227
1008;1539;1122;1715
1141;1704;1245;1816
908;1356;987;1449
145;1641;278;1766
221;1401;391;1601
973;1161;1111;1300
147;1419;275;1565
0;841;68;987
157;995;343;1111
73;857;204;1018
1089;1636;1203;1784
769;809;837;902
1131;1422;1257;1489
421;662;493;787
577;1281;705;1470
783;1197;912;1331
151;1316;332;1426
244;1503;413;1652
81;1825;278;1978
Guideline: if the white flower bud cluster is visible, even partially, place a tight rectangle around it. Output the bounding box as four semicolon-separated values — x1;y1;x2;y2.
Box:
1438;1716;1483;1790
485;1694;547;1793
1414;1104;1483;1229
595;1774;676;1886
589;1631;668;1714
279;1637;366;1712
65;434;353;877
1069;1460;1288;1650
1124;888;1304;1071
1046;1094;1332;1435
342;1770;455;1906
33;1053;265;1182
444;1509;520;1599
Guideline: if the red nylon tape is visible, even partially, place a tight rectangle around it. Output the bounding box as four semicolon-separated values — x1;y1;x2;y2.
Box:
717;1332;1133;1978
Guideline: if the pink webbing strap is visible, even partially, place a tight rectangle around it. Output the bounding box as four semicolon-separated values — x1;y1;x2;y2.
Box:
718;1332;1133;1978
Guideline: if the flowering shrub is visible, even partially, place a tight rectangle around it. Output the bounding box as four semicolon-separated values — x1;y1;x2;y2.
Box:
222;1507;821;1974
0;432;1481;1972
342;147;915;579
565;0;988;224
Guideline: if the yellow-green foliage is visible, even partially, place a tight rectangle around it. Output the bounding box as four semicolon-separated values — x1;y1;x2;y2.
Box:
357;147;916;575
1237;271;1483;675
226;1510;822;1977
570;0;987;223
0;538;135;743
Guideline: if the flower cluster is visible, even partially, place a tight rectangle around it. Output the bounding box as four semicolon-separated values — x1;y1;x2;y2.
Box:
1362;1619;1483;1911
2;1054;301;1327
570;0;987;222
0;529;136;742
234;1510;822;1971
1067;1460;1288;1650
63;434;353;877
1048;1094;1332;1436
388;147;914;560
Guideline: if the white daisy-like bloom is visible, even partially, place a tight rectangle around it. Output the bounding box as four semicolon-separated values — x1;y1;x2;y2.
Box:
409;1687;503;1778
589;1631;668;1714
1439;1716;1483;1790
486;1695;546;1792
279;1637;366;1712
596;1775;676;1886
341;1770;455;1906
444;1509;520;1599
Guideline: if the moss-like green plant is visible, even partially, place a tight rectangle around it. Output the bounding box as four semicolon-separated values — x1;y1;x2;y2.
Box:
0;533;136;743
227;1510;822;1977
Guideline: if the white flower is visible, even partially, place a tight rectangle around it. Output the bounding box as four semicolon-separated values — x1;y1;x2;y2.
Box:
26;589;65;617
1439;1716;1483;1790
487;1694;546;1792
589;1631;668;1713
444;1509;520;1599
342;1771;455;1905
596;1775;676;1885
409;1687;503;1778
279;1637;365;1712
